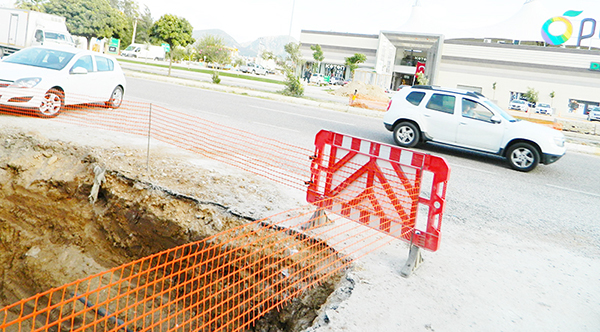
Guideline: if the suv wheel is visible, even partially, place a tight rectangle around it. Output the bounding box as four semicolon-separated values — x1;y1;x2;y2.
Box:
393;122;420;148
507;142;540;172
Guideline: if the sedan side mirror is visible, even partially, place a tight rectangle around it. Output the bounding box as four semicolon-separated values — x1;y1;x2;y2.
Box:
70;67;88;75
490;115;502;124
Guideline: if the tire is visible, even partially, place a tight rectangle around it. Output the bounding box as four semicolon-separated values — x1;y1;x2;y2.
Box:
38;89;64;118
106;86;124;109
506;142;540;172
393;122;420;148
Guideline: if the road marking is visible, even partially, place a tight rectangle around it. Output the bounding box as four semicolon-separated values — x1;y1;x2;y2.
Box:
252;122;301;132
546;184;600;198
249;106;356;126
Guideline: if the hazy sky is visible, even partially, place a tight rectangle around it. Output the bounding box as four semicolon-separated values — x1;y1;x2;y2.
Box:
134;0;600;42
1;0;598;42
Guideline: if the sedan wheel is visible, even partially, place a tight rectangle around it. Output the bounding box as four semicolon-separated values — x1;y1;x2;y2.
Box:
507;142;540;172
393;122;420;148
38;89;63;118
106;86;124;109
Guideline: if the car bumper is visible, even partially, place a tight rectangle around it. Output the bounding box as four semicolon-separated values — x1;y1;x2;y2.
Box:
384;122;394;131
541;152;564;165
0;88;42;109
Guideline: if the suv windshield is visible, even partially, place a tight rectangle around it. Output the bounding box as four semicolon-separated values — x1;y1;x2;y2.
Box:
484;100;517;122
3;47;75;70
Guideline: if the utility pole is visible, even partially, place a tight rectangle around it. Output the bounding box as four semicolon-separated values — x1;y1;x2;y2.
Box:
288;0;295;42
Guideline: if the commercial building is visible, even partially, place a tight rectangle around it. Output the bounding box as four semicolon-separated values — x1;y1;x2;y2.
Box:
299;0;600;117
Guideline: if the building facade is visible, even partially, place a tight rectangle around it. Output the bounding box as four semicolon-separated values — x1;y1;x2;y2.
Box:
299;29;600;117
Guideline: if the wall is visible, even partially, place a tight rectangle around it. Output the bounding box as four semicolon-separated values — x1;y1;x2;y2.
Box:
437;40;600;115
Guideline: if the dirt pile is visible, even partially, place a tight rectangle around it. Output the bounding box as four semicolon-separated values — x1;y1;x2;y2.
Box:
330;81;389;102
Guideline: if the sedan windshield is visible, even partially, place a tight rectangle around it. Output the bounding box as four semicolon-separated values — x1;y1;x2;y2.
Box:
484;100;517;122
3;47;75;70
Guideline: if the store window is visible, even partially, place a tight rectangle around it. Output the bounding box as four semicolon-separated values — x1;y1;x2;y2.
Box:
568;99;599;115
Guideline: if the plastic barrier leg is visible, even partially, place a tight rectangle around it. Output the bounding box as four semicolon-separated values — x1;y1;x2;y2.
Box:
400;244;424;278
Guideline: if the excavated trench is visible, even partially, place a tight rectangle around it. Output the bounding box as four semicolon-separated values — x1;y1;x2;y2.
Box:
0;130;347;331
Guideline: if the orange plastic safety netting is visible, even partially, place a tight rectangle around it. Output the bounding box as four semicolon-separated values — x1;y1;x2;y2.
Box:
0;95;447;331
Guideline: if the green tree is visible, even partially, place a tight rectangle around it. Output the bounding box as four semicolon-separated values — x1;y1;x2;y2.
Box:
261;51;277;61
345;53;367;77
15;0;44;10
523;87;539;105
133;6;154;44
150;14;195;75
194;35;230;66
279;42;305;97
310;44;324;72
284;42;304;69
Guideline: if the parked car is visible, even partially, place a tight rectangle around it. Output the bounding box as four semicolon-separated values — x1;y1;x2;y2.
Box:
383;85;566;172
509;99;529;111
310;73;325;85
329;76;343;85
0;45;126;118
588;106;600;121
534;103;553;115
239;62;267;75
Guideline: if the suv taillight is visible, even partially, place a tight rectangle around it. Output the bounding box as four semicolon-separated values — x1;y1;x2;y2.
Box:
386;100;392;111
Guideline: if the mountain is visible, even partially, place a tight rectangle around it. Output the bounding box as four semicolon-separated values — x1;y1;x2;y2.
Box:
192;29;297;58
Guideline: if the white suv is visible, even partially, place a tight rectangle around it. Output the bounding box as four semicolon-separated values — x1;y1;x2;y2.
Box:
383;86;566;172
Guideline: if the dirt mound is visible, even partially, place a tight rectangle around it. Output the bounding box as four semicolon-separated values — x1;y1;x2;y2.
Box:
331;81;389;101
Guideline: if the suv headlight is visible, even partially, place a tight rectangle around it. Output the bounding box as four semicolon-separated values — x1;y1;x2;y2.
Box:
9;77;42;88
553;135;565;147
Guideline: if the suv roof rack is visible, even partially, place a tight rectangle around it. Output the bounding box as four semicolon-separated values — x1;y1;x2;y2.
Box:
411;85;486;99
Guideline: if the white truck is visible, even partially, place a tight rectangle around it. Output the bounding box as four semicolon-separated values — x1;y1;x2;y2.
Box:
0;8;74;58
121;43;166;61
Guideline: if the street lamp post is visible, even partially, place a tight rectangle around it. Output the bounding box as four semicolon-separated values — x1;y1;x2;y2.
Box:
288;0;295;42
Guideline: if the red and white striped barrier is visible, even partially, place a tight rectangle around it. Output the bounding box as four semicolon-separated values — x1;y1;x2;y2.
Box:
307;130;450;252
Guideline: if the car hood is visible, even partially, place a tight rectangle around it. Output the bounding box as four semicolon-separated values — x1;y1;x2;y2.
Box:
510;119;563;137
0;62;61;81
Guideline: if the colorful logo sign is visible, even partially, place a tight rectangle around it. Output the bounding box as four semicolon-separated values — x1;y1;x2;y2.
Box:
591;62;600;71
541;10;598;46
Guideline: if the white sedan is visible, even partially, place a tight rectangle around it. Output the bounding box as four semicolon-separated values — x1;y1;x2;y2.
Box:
534;103;553;115
0;45;126;118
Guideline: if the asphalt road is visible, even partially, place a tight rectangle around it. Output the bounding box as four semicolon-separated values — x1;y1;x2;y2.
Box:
121;76;600;256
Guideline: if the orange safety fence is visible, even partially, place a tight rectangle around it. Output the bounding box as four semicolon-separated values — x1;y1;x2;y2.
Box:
0;94;446;331
0;190;414;331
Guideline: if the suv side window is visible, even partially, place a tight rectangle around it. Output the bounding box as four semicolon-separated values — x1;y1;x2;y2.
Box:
406;91;426;106
426;93;455;114
462;98;494;122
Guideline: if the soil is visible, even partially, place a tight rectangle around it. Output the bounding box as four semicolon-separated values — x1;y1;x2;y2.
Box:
0;126;342;331
331;81;389;102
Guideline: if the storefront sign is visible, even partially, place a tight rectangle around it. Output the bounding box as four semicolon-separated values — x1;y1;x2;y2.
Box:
591;62;600;71
542;10;598;46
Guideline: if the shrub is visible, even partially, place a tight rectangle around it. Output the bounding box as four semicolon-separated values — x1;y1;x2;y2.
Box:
281;70;304;97
212;71;221;84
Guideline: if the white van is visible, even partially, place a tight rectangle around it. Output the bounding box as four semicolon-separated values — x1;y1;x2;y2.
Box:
121;43;165;61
